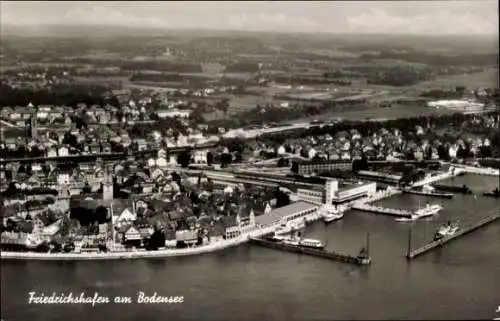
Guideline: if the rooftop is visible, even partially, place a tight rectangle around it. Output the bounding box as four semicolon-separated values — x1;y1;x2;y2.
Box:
255;201;318;226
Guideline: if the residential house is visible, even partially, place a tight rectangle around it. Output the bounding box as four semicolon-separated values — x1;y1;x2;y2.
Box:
147;158;156;168
58;146;69;157
175;229;198;246
156;157;167;168
307;147;317;159
112;206;137;228
35;220;61;242
9;109;22;120
135;139;148;151
0;107;13;118
123;225;142;242
448;144;458;159
193;150;207;164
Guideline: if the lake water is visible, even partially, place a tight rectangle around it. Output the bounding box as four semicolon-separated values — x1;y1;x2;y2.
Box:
1;174;499;321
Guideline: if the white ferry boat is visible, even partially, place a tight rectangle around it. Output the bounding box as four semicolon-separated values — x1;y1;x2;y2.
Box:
434;221;459;240
323;211;344;223
322;205;344;223
395;203;443;222
414;203;443;218
298;238;324;249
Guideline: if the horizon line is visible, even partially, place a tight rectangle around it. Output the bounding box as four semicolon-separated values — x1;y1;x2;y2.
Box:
1;23;498;38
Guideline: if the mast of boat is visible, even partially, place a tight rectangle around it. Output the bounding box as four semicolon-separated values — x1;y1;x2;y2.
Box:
324;220;328;248
366;232;370;258
406;227;412;257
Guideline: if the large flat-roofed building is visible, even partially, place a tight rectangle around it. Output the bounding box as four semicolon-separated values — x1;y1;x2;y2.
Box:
427;100;485;113
255;201;319;227
293;160;352;176
297;179;376;205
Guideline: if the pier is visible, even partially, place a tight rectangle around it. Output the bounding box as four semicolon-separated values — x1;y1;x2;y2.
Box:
249;237;371;266
412;171;457;187
406;212;500;259
352;203;412;217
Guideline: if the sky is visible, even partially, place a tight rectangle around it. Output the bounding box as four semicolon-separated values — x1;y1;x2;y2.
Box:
1;1;498;35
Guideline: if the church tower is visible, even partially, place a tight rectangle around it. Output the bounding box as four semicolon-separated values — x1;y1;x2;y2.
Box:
236;210;241;226
249;208;255;227
102;164;114;200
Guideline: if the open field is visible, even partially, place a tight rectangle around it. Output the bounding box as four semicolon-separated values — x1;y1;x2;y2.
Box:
226;94;279;113
412;68;499;90
289;104;457;123
74;76;130;85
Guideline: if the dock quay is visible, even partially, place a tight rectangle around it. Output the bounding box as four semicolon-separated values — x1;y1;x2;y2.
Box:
249;237;371;266
352;203;412;217
452;164;499;176
406;212;500;259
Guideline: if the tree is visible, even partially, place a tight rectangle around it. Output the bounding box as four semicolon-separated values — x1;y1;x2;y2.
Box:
437;145;450;161
95;206;109;224
206;152;214;166
177;150;191;168
82;182;92;194
277;157;288;167
274;188;290;208
220;153;232;168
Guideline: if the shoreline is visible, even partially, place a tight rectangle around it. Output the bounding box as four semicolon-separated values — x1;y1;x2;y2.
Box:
0;225;280;261
0;189;411;262
0;236;250;261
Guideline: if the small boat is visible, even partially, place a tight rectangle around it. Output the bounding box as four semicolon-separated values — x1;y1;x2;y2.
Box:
434;221;459;240
322;207;344;223
321;205;344;223
414;203;443;218
395;216;418;222
298;238;324;249
483;188;500;198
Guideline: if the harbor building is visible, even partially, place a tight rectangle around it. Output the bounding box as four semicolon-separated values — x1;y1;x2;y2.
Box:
297;179;377;205
293;160;353;176
427;100;485;113
255;201;319;227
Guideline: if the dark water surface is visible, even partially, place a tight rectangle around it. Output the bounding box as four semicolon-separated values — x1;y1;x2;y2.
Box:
1;174;499;321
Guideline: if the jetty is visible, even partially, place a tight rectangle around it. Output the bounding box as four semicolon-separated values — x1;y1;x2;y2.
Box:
249;237;371;266
406;212;500;259
352;203;412;218
412;171;457;187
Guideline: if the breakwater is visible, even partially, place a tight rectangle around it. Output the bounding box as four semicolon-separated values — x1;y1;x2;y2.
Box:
249;237;370;265
407;212;500;259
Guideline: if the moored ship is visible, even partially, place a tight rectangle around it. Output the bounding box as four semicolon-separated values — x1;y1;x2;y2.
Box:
322;205;344;223
414;203;443;218
483;187;499;198
395;203;443;222
434;221;459;240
